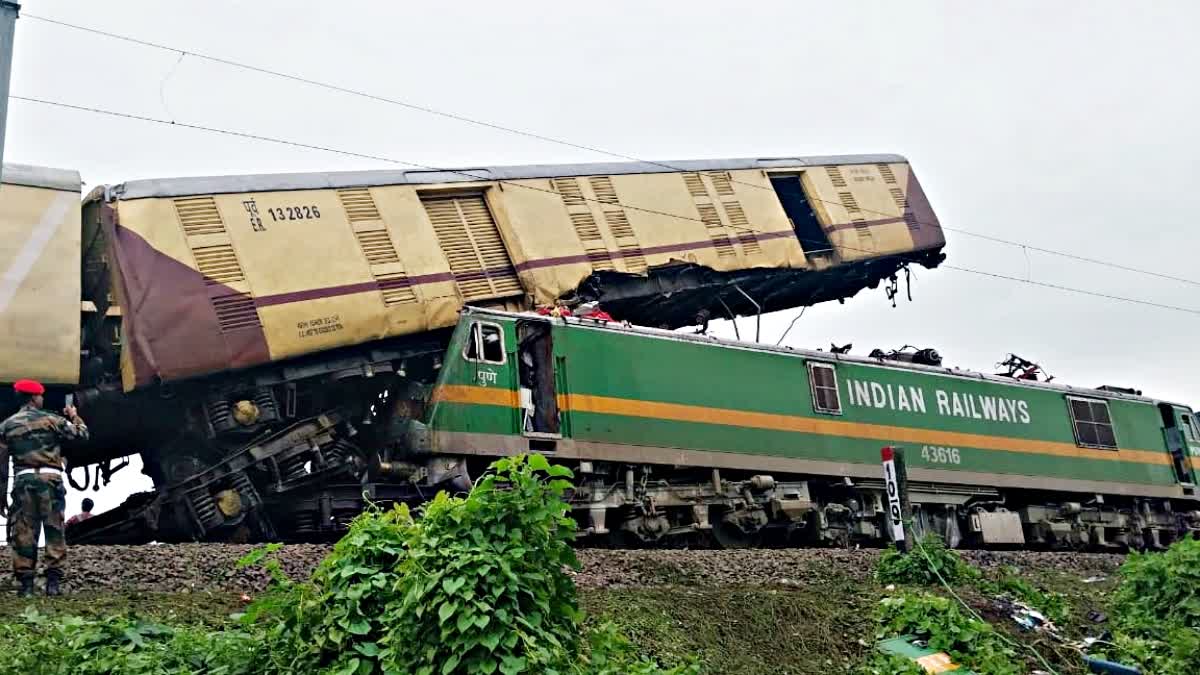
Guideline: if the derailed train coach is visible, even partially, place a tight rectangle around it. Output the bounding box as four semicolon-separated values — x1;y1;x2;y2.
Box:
0;163;83;392
79;154;943;394
422;309;1200;549
52;154;948;542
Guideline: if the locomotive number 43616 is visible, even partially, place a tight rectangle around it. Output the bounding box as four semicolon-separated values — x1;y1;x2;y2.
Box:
921;445;962;465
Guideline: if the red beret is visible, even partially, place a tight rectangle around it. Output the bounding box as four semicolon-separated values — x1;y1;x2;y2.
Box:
13;380;45;395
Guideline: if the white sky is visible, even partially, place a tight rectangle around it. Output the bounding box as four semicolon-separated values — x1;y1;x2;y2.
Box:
3;1;1199;532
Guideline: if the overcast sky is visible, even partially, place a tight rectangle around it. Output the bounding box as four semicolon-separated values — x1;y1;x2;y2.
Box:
3;1;1199;527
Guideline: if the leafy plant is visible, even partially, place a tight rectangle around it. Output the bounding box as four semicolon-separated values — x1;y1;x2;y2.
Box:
854;651;924;675
875;534;979;586
377;453;583;674
872;592;1020;675
1111;535;1200;631
239;453;684;674
1092;535;1200;675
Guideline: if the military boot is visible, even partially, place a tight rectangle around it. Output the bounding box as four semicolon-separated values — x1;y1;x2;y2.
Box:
45;570;63;597
16;573;35;598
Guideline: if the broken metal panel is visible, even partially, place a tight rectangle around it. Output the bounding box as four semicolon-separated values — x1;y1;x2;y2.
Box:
800;161;943;263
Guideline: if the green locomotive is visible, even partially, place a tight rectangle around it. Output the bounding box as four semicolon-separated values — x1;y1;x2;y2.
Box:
412;307;1200;549
72;306;1200;548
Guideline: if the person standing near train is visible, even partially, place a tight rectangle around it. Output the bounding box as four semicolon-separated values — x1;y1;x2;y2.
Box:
0;380;90;597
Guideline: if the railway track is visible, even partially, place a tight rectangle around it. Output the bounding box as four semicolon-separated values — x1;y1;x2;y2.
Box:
0;544;1125;596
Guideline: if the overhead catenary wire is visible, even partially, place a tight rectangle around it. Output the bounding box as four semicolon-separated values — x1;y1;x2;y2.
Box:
13;94;1200;321
6;96;748;234
23;12;1200;289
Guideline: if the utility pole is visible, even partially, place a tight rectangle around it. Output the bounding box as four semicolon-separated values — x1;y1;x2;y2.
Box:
0;1;19;182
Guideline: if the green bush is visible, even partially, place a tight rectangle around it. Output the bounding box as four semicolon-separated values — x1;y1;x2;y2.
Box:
1095;535;1200;675
242;453;693;675
1111;535;1200;631
875;534;979;586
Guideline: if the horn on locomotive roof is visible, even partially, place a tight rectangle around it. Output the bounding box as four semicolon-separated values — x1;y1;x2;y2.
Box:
996;353;1054;382
868;345;942;366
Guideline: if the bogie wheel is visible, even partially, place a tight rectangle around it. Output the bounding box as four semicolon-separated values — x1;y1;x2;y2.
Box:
712;518;762;549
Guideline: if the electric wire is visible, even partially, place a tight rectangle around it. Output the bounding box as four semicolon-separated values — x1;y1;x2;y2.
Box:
24;13;1200;288
12;94;1200;319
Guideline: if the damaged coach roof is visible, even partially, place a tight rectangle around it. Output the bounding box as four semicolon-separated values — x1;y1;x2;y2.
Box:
98;154;908;200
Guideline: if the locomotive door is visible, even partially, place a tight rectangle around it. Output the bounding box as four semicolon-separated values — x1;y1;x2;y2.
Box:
1158;404;1194;485
517;319;561;442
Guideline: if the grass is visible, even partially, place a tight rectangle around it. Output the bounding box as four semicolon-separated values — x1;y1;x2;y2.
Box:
0;591;243;626
582;581;881;674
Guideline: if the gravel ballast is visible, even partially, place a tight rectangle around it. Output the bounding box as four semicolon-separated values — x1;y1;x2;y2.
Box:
0;544;1125;594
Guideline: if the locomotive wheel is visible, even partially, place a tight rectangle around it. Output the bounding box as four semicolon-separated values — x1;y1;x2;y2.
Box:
712;519;762;549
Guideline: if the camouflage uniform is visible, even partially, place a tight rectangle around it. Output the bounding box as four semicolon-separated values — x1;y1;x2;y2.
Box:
0;404;89;581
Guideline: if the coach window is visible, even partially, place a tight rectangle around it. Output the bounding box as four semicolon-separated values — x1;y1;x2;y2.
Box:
808;362;842;415
464;322;506;365
1067;397;1117;450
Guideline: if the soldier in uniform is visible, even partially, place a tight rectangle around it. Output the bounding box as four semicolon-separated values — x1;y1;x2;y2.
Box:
0;380;89;597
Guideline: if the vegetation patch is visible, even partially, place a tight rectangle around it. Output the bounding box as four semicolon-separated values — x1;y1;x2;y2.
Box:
584;582;879;674
874;534;980;586
867;534;1200;675
861;591;1020;675
1096;535;1200;675
0;456;692;674
983;567;1068;625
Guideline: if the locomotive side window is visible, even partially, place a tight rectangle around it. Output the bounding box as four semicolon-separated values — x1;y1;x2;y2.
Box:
808;362;842;415
464;322;505;365
1067;397;1117;449
1182;414;1196;442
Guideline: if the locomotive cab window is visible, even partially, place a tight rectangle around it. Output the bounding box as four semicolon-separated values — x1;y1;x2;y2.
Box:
808;362;842;415
1067;397;1117;449
464;322;505;365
